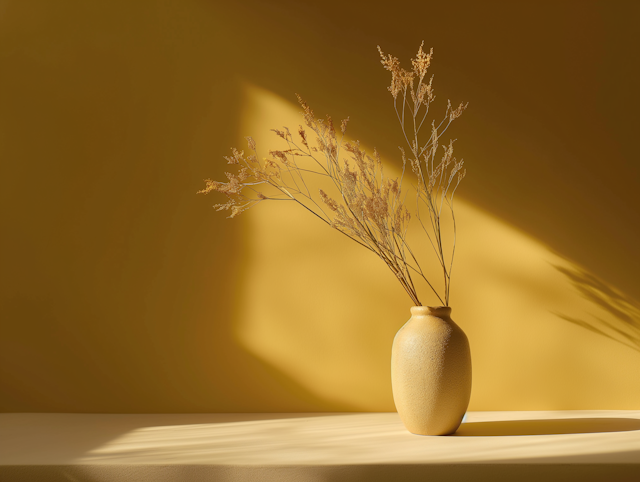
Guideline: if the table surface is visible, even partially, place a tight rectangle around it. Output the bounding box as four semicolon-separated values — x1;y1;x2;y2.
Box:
2;411;640;466
2;411;640;482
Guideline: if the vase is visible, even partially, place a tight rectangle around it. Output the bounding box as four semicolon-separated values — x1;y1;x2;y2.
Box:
391;306;472;435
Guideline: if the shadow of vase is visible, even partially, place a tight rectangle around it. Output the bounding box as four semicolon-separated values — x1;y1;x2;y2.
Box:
455;417;640;436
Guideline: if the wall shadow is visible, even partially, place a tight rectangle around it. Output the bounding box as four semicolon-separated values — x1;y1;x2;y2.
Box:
0;0;357;414
456;417;640;436
554;265;640;352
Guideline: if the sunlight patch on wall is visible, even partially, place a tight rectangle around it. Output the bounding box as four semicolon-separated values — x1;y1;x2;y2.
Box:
235;82;640;411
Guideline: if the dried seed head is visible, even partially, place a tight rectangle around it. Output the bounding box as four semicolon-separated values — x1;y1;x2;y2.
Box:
298;125;308;147
458;168;466;183
378;45;403;99
411;42;433;81
269;150;290;166
296;94;315;128
340;117;349;134
229;205;245;218
326;115;335;139
237;167;250;182
319;189;339;212
197;179;222;195
224;147;244;165
450;102;468;121
390;179;399;196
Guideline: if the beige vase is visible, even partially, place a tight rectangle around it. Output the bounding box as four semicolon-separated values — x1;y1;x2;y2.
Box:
391;306;472;435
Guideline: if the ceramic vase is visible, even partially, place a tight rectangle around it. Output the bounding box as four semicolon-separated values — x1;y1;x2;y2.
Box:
391;306;472;435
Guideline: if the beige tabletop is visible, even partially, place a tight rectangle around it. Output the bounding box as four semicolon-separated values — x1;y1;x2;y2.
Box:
1;411;640;481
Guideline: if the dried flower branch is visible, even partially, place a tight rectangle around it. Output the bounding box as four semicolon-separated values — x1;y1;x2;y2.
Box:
199;43;467;306
377;42;467;306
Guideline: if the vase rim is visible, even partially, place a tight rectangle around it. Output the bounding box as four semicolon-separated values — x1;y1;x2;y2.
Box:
410;305;452;316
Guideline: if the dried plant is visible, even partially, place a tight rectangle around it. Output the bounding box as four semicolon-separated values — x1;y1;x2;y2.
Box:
199;43;467;307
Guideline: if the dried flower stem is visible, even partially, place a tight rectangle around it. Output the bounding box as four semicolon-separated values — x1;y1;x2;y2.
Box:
378;42;467;305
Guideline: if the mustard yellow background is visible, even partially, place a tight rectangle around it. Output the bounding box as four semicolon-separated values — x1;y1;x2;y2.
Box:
1;0;638;413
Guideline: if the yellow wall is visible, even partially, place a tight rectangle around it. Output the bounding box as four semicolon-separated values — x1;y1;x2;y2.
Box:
1;0;638;412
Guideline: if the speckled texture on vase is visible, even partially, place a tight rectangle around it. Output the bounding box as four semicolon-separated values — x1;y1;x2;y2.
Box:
391;306;472;436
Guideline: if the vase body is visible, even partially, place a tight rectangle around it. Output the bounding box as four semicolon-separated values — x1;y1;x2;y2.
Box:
391;306;472;435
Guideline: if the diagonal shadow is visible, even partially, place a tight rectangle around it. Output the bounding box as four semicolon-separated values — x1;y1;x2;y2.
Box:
553;265;640;352
455;417;640;436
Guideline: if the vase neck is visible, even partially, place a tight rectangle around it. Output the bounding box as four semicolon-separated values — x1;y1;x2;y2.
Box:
411;306;451;318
